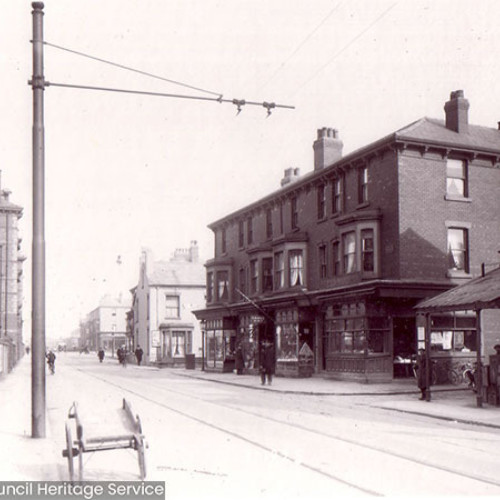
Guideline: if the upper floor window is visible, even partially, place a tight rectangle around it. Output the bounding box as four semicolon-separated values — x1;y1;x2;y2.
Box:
238;267;246;295
343;231;356;274
247;217;253;245
266;209;273;239
216;271;229;301
447;227;469;273
250;260;258;293
317;184;326;220
358;166;368;204
221;228;227;254
274;252;284;289
207;272;214;302
165;295;180;318
332;241;341;276
238;221;244;248
446;159;468;197
279;203;284;234
262;258;273;292
361;229;374;272
289;250;304;287
291;197;299;230
332;175;344;214
319;244;327;279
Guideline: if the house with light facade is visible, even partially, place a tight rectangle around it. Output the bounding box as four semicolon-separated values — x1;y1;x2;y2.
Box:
131;241;205;366
194;91;500;383
80;295;129;355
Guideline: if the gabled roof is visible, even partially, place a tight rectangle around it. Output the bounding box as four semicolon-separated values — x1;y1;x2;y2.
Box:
415;267;500;312
395;117;500;154
148;260;205;287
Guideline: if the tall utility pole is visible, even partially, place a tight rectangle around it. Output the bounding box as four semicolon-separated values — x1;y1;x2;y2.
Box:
30;1;46;438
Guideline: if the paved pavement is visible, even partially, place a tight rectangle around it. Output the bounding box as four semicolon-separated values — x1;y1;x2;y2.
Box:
1;355;500;482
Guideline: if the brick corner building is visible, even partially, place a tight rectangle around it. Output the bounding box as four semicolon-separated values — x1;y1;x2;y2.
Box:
195;91;500;383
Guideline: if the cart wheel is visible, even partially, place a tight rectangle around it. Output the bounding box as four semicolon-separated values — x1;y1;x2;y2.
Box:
65;422;74;483
137;437;147;480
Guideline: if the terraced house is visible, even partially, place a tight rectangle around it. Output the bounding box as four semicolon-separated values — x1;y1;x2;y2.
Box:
195;91;500;383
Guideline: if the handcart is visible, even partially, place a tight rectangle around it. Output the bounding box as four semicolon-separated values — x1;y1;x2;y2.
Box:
62;398;147;482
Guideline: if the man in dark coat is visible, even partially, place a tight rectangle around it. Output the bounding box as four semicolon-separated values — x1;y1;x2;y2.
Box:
259;341;275;386
135;345;144;366
415;348;428;400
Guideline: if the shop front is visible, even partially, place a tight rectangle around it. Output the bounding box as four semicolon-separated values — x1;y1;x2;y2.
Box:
203;317;237;372
275;307;315;378
321;300;392;382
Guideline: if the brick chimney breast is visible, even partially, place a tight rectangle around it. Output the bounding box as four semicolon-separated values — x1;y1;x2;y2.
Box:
313;128;343;171
444;90;469;134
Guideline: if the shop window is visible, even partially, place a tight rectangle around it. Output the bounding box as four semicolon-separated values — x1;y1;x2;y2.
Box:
447;227;469;273
430;313;476;352
216;271;229;301
276;324;298;361
274;252;284;289
250;260;258;293
317;183;326;220
361;228;374;272
262;258;273;292
446;159;468;198
165;295;180;319
289;250;304;287
332;175;344;214
342;232;356;273
172;331;186;357
319;244;327;279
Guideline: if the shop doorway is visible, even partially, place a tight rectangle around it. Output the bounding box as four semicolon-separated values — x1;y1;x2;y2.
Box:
393;317;416;378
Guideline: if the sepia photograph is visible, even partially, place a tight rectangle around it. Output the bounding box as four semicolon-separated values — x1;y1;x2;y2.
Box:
0;1;500;498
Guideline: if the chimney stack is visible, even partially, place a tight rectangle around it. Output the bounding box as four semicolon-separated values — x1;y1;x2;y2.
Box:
444;90;469;134
280;167;301;187
313;128;343;171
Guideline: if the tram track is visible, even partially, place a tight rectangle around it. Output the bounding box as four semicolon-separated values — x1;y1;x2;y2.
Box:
75;366;500;495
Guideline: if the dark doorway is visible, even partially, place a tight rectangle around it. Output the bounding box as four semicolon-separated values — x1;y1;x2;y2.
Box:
393;317;416;378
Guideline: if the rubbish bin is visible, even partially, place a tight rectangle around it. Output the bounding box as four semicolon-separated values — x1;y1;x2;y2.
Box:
185;354;195;370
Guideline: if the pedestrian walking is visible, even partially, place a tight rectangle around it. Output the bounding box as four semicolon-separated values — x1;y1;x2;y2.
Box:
235;346;245;375
415;348;428;400
98;349;105;363
135;345;144;366
259;341;275;386
46;350;56;375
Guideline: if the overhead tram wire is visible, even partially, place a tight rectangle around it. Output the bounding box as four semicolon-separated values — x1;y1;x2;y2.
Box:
256;1;344;94
34;40;294;116
290;2;398;98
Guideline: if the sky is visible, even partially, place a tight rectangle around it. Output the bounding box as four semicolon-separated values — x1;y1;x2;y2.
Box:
1;0;499;340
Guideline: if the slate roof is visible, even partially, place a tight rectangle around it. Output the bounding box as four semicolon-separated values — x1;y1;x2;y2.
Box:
148;259;205;287
395;117;500;154
416;267;500;312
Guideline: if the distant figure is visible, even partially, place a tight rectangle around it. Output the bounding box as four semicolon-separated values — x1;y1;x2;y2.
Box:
117;347;124;364
135;346;144;366
494;344;500;356
259;341;275;386
235;346;245;375
25;346;30;355
98;349;105;363
415;348;428;400
46;350;56;375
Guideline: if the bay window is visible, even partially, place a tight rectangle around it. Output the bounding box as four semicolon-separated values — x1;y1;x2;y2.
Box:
289;250;304;287
343;232;356;273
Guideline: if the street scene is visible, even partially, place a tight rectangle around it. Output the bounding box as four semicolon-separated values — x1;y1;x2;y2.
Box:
3;352;500;498
1;1;500;499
